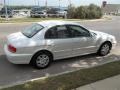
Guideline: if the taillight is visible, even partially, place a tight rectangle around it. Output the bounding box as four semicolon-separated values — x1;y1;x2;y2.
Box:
8;44;17;53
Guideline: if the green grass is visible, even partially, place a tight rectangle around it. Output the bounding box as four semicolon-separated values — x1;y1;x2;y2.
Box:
1;60;120;90
0;17;106;23
0;17;83;23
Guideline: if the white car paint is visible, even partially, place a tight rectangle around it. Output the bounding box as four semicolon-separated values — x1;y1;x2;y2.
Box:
4;20;117;64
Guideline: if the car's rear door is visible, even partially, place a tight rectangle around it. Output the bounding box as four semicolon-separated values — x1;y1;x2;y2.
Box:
45;25;73;60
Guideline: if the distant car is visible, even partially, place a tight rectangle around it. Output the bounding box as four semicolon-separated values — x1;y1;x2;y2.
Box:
31;11;47;18
18;12;28;16
47;8;58;17
0;8;13;18
4;21;117;69
56;10;67;18
47;8;67;18
30;7;47;18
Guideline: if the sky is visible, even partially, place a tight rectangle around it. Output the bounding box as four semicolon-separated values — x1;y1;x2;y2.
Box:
0;0;120;6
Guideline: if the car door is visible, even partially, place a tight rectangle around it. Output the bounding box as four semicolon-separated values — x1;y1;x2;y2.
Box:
67;25;97;56
45;25;73;60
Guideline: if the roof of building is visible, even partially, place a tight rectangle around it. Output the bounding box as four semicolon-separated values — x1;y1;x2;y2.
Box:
102;4;120;13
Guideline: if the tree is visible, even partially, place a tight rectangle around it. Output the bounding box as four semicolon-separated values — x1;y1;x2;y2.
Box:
75;6;88;19
67;4;103;19
87;4;102;19
67;4;76;18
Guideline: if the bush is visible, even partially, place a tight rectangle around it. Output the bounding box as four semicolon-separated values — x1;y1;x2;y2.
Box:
67;5;76;19
87;4;102;19
75;6;87;19
67;4;103;19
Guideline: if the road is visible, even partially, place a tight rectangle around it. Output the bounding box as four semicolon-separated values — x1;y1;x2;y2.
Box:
0;16;120;87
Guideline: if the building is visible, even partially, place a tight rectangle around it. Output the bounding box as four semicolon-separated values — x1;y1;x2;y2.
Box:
102;1;120;15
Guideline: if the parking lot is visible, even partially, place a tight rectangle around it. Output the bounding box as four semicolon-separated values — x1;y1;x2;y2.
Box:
0;16;120;87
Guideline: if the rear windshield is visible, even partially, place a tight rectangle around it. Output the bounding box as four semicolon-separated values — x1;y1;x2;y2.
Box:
22;24;44;38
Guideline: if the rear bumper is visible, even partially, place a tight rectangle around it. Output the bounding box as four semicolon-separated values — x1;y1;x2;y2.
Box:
4;45;32;64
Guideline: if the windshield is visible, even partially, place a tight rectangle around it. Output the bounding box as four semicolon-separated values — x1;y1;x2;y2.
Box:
22;24;44;38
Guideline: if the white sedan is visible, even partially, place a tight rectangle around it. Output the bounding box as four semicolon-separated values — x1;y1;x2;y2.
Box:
4;21;117;69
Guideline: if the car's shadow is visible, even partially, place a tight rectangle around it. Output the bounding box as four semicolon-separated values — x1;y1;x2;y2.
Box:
0;53;120;87
0;53;120;70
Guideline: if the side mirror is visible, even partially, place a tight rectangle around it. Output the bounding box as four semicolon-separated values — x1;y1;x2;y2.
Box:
90;32;97;38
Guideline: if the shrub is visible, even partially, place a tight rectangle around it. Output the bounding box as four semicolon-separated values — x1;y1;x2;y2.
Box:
67;4;103;19
67;5;76;19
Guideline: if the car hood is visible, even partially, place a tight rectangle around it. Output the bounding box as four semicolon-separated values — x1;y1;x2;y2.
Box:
7;32;30;47
90;30;113;38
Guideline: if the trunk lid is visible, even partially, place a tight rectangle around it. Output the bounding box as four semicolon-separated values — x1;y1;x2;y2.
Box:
7;32;29;47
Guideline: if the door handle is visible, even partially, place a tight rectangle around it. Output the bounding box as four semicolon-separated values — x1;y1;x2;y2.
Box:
47;42;54;46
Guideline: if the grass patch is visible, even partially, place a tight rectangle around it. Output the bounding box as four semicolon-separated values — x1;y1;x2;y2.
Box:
0;17;82;23
1;60;120;90
0;17;105;23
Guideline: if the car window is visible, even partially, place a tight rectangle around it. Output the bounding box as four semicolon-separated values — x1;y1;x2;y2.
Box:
45;27;57;39
57;26;70;38
68;25;90;37
45;25;70;39
22;24;44;38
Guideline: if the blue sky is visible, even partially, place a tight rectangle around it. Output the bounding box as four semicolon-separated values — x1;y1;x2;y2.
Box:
1;0;120;6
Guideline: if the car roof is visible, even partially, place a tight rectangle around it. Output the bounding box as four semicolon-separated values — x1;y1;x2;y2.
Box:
37;20;80;28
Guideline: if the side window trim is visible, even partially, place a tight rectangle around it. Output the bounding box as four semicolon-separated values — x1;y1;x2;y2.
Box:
45;25;72;39
67;24;91;38
45;26;57;39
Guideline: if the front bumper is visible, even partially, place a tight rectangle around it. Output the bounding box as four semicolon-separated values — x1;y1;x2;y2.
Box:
112;39;117;49
4;45;32;64
112;43;117;50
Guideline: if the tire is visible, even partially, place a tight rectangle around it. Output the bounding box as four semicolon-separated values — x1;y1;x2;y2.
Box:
31;52;52;69
98;42;112;56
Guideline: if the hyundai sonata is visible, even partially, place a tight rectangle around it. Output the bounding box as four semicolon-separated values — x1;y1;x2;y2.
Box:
4;21;117;69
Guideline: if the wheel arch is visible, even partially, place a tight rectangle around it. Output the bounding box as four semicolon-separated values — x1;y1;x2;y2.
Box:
98;41;112;53
101;41;112;49
30;49;54;64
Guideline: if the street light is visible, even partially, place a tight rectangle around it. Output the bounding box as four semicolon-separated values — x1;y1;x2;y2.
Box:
34;0;39;6
4;0;8;20
45;0;47;13
59;0;61;11
68;0;71;7
37;0;39;6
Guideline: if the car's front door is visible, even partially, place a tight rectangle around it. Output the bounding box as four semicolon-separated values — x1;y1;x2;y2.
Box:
45;25;73;60
67;25;97;56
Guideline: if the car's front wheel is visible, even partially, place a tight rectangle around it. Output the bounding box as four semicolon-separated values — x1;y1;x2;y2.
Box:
98;42;112;56
31;52;52;69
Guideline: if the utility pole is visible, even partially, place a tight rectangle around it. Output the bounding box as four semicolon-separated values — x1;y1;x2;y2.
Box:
45;0;47;12
59;0;61;11
8;0;9;6
4;0;8;20
45;0;47;7
68;0;71;7
34;0;36;6
37;0;39;6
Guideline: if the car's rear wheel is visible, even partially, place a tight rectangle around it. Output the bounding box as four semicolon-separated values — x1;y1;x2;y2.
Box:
98;42;112;56
31;52;52;69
